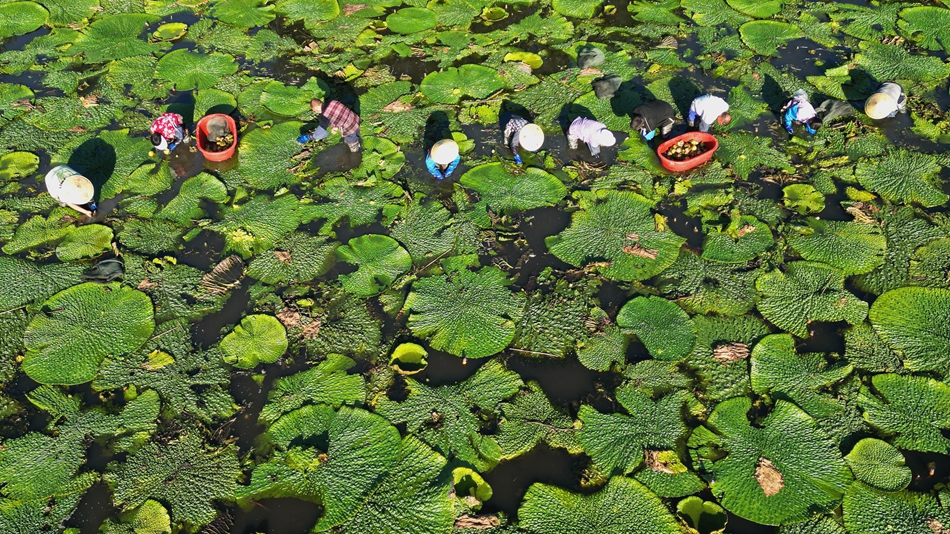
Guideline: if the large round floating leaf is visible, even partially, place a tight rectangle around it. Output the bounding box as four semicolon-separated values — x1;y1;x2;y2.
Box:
909;237;950;289
420;64;505;104
869;287;950;373
194;88;237;117
859;373;950;454
739;20;803;56
0;152;39;181
234;121;305;190
37;0;98;26
70;14;161;63
0;256;84;311
855;41;950;83
209;195;300;259
0;2;49;39
275;0;340;27
55;224;113;261
787;218;886;276
259;79;325;117
701;214;773;263
211;0;276;28
690;398;853;525
460;163;567;218
897;6;950;54
715;132;793;180
843;482;950;534
546;190;685;282
616;296;696;360
519;477;681;534
220;314;288;369
336;234;411;298
551;0;602;19
386;7;436;34
755;261;868;338
156;49;238;91
247;232;338;285
405;266;525;359
22;282;155;385
726;0;780;18
856;150;947;208
845;438;912;492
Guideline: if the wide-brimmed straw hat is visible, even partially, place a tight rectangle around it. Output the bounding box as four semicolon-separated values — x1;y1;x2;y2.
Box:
865;92;897;120
519;123;544;151
59;175;95;204
598;129;616;147
431;139;459;165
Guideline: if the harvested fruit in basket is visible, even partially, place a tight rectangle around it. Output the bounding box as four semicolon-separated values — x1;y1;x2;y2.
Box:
206;132;234;152
663;139;708;161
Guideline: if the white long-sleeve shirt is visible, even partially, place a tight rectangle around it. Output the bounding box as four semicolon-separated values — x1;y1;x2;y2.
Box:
688;95;729;132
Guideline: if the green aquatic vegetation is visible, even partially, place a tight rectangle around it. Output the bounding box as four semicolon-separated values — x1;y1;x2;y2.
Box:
716;132;793;180
303;176;404;236
260;354;364;425
496;381;581;460
701;214;774;263
897;6;950;53
685;315;767;402
512;291;591;358
209;194;300;258
389;198;458;265
156;49;238;91
0;2;49;40
577;325;628;371
844;321;904;374
655;251;763;317
100;500;172;534
676;496;727;534
856;149;947;208
156;173;229;225
210;0;276;28
405;266;524;359
460;163;567;221
247;231;338;285
69;14;161;62
870;287;950;374
420;64;505;104
786;218;886;276
845;438;912;492
386;6;437;34
616;296;696;361
738;21;803;57
855;41;950;85
376;359;522;471
859;373;950;454
123;256;229;322
681;0;750;27
689;398;853;525
220;314;287;368
909;237;950;288
336;234;411;297
755;261;868;338
302;294;382;357
0;256;84;311
55;223;113;261
830;2;902;41
783;184;824;215
23;282;154;385
116;218;185;255
260;79;326;117
634;449;707;499
518;477;681;534
0;151;38;181
843;482;950;534
854;207;944;295
579;385;688;476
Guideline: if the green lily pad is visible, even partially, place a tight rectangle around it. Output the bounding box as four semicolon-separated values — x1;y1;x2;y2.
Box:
0;257;84;311
389;342;428;375
726;0;780;18
0;2;49;40
739;21;803;56
677;496;727;534
336;234;411;297
481;6;508;22
420;64;505;104
845;438;912;492
55;224;113;261
782;184;825;215
233;121;305;190
220;314;288;369
701;214;773;263
274;0;340;28
246;232;338;285
152;22;186;40
23;282;155;385
208;195;300;259
898;6;950;54
551;0;601;19
504;51;542;69
70;14;160;63
497;381;581;459
859;373;950;454
787;218;886;276
211;0;276;28
869;287;950;373
843;482;950;534
617;296;696;361
459;163;567;220
259;79;326;117
855;150;948;208
156;49;238;91
386;7;436;34
0;152;39;181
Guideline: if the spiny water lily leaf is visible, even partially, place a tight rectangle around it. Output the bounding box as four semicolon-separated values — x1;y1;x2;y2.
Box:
909;237;950;289
690;398;853;525
898;6;950;54
859;374;950;454
855;150;947;208
304;294;381;357
460;163;567;220
194;87;236;117
94;319;237;423
1;209;75;254
156;49;238;91
853;208;943;296
750;333;852;418
405;266;525;359
577;325;628;371
336;234;411;297
787;218;886;276
0;83;33;128
208;194;300;258
869;287;950;373
755;261;868;338
739;20;803;56
716;132;793;180
23;282;154;385
303;176;404;237
830;3;902;41
844;321;903;374
776;517;847;534
656;251;763;317
376;359;522;471
274;0;340;28
389;199;458;265
855;41;950;84
152;21;186;40
390;343;427;375
629;0;682;25
685;315;767;402
512;75;583;129
211;0;275;28
579;386;687;476
100;499;171;534
420;64;505;104
118;219;183;254
702;214;773;263
220;314;287;369
109;433;239;530
260;354;364;424
260;79;325;117
547;190;685;282
0;152;39;181
726;0;779;18
386;7;436;34
36;0;99;26
70;14;160;62
0;2;49;39
247;231;337;285
512;291;590;358
843;482;950;534
59;129;152;199
634;449;707;499
504;51;543;70
233;121;305;190
616;296;696;361
55;224;113;261
519;477;681;534
496;381;581;460
682;0;750;27
0;256;84;311
845;438;912;492
156;173;228;225
676;496;727;534
124;257;228;322
551;0;601;19
783;184;825;215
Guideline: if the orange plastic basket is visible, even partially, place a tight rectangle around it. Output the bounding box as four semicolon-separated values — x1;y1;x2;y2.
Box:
656;132;718;172
196;114;237;162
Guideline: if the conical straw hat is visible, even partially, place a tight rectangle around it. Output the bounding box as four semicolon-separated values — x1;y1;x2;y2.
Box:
865;92;896;120
431;139;459;165
519;123;544;151
59;175;95;204
598;129;616;147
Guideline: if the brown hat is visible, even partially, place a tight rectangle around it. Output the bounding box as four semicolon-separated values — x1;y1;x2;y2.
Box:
865;92;897;120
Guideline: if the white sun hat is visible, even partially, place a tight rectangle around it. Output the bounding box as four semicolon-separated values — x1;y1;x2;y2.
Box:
518;123;544;151
865;92;898;120
598;129;616;147
431;139;459;165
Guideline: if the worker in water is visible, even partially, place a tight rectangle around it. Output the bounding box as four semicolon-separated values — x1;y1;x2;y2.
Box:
503;115;544;165
687;94;731;132
630;100;676;142
781;89;822;135
865;82;906;120
567;116;616;158
149;112;188;155
45;165;96;217
426;139;460;180
297;98;361;152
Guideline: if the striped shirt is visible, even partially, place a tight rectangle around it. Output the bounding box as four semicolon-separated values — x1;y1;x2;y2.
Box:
504;115;529;155
321;100;360;137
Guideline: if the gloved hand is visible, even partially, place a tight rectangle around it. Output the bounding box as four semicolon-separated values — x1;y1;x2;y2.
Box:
785;125;794;134
296;134;310;144
444;171;453;179
168;142;177;151
643;129;656;141
513;154;523;165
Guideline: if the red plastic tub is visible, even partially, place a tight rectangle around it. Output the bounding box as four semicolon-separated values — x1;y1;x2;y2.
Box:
656;132;718;172
196;114;237;162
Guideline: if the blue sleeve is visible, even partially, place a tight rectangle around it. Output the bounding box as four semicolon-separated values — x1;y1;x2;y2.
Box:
642;129;656;141
783;106;797;132
444;155;460;176
805;123;817;135
425;155;443;179
687;109;697;123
